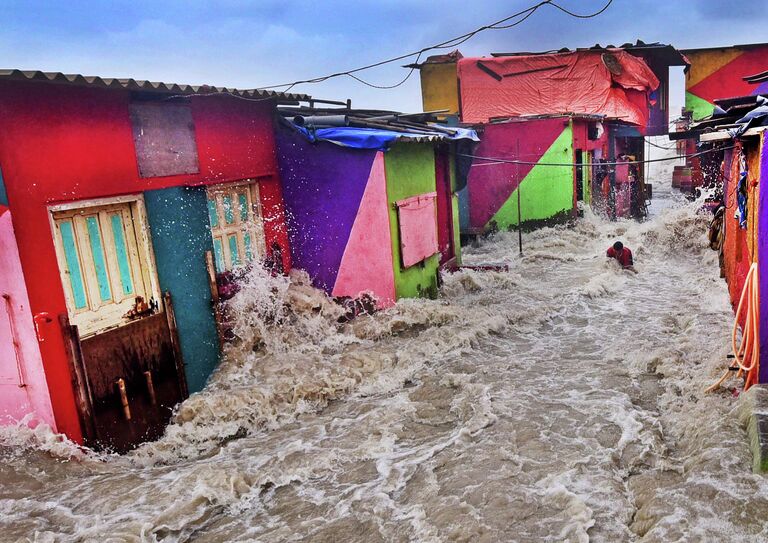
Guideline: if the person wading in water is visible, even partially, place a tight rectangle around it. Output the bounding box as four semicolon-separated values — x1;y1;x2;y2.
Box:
606;240;637;273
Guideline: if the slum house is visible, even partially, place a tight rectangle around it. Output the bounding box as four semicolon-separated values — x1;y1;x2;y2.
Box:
675;44;768;193
0;70;306;451
670;94;768;389
275;108;478;305
409;42;688;231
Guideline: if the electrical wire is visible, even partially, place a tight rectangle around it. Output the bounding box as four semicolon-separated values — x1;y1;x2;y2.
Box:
460;144;735;168
260;0;613;91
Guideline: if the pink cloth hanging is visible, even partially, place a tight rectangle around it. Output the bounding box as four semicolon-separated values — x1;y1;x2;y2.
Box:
395;192;439;268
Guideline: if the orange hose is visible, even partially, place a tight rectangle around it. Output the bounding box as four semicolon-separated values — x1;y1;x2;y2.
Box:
706;262;760;392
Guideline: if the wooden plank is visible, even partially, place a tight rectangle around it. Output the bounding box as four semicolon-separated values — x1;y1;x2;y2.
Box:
58;313;98;443
164;292;189;399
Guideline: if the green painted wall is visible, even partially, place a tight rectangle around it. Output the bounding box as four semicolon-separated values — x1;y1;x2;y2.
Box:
490;125;574;229
384;143;440;299
686;91;716;121
452;194;461;266
144;186;220;393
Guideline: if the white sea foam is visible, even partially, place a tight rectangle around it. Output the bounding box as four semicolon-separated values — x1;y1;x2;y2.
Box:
2;175;767;542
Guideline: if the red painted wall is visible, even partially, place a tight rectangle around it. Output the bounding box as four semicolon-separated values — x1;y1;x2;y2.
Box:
0;81;290;441
434;149;455;264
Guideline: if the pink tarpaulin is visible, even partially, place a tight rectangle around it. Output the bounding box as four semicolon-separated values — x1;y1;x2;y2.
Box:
396;192;439;268
457;50;660;129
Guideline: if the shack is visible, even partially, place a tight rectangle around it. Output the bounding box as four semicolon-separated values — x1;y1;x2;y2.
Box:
410;41;688;227
670;95;768;388
0;70;306;450
275;109;478;305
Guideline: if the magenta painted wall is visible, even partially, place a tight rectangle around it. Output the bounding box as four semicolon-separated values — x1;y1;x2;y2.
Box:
0;209;56;429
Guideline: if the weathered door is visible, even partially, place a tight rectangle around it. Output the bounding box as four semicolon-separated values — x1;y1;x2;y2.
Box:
0;208;56;428
434;149;456;265
61;293;188;452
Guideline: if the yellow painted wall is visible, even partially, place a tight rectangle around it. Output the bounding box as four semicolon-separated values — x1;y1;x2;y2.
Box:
419;63;459;118
684;49;743;88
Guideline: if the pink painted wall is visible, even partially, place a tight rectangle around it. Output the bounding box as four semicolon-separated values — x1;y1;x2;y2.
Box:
0;209;56;429
332;152;396;307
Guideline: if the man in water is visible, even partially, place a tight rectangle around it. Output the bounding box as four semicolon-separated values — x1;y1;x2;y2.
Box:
606;241;636;272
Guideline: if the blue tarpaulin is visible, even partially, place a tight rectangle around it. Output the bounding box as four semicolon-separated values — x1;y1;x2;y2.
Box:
294;125;479;151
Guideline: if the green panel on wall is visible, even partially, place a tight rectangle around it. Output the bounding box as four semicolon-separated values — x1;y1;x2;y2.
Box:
384;143;440;300
110;214;134;296
490;125;574;229
59;220;88;309
86;216;112;302
144;186;220;393
686;91;716;122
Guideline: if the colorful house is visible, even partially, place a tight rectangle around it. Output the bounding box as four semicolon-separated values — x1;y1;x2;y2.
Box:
275;110;478;305
411;42;686;229
0;70;306;450
682;43;768;121
671;95;768;389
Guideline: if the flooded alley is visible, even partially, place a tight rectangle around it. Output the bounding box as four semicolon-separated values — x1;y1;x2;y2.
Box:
2;182;767;543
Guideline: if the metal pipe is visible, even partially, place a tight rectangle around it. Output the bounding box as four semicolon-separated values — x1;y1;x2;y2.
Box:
293;115;348;127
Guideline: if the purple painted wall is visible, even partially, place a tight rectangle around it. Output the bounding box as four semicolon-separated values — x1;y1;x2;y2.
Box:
276;126;376;292
758;135;768;383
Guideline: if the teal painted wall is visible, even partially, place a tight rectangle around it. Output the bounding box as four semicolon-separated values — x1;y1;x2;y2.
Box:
384;143;440;299
144;186;220;393
0;164;8;207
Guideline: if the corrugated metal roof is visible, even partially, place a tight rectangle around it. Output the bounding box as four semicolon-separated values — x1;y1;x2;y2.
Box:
0;69;310;101
410;41;688;69
681;42;768;54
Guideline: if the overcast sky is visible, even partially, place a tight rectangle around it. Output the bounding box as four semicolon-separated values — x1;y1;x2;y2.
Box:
1;0;766;112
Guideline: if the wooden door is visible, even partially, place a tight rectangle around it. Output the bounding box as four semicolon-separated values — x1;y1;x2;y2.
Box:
434;149;456;265
61;293;188;452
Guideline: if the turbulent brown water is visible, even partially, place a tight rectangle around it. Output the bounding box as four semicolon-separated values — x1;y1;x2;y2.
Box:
3;179;768;542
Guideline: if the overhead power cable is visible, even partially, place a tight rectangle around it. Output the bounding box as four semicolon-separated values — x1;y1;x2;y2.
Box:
461;145;733;168
260;0;613;92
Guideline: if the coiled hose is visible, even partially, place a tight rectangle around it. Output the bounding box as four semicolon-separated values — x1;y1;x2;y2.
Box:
706;262;760;392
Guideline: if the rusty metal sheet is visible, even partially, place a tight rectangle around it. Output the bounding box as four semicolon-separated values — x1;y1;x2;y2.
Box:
130;102;200;178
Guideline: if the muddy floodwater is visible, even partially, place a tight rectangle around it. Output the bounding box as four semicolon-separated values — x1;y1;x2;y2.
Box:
3;181;768;543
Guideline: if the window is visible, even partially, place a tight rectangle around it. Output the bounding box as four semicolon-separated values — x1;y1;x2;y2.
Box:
50;197;160;336
207;181;266;272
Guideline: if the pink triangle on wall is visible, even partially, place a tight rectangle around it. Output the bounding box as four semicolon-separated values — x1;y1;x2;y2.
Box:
332;152;396;307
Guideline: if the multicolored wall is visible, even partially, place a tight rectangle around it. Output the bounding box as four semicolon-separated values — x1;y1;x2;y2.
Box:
466;117;576;232
384;143;441;299
277;128;396;306
277;127;451;305
683;44;768;121
719;135;768;383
